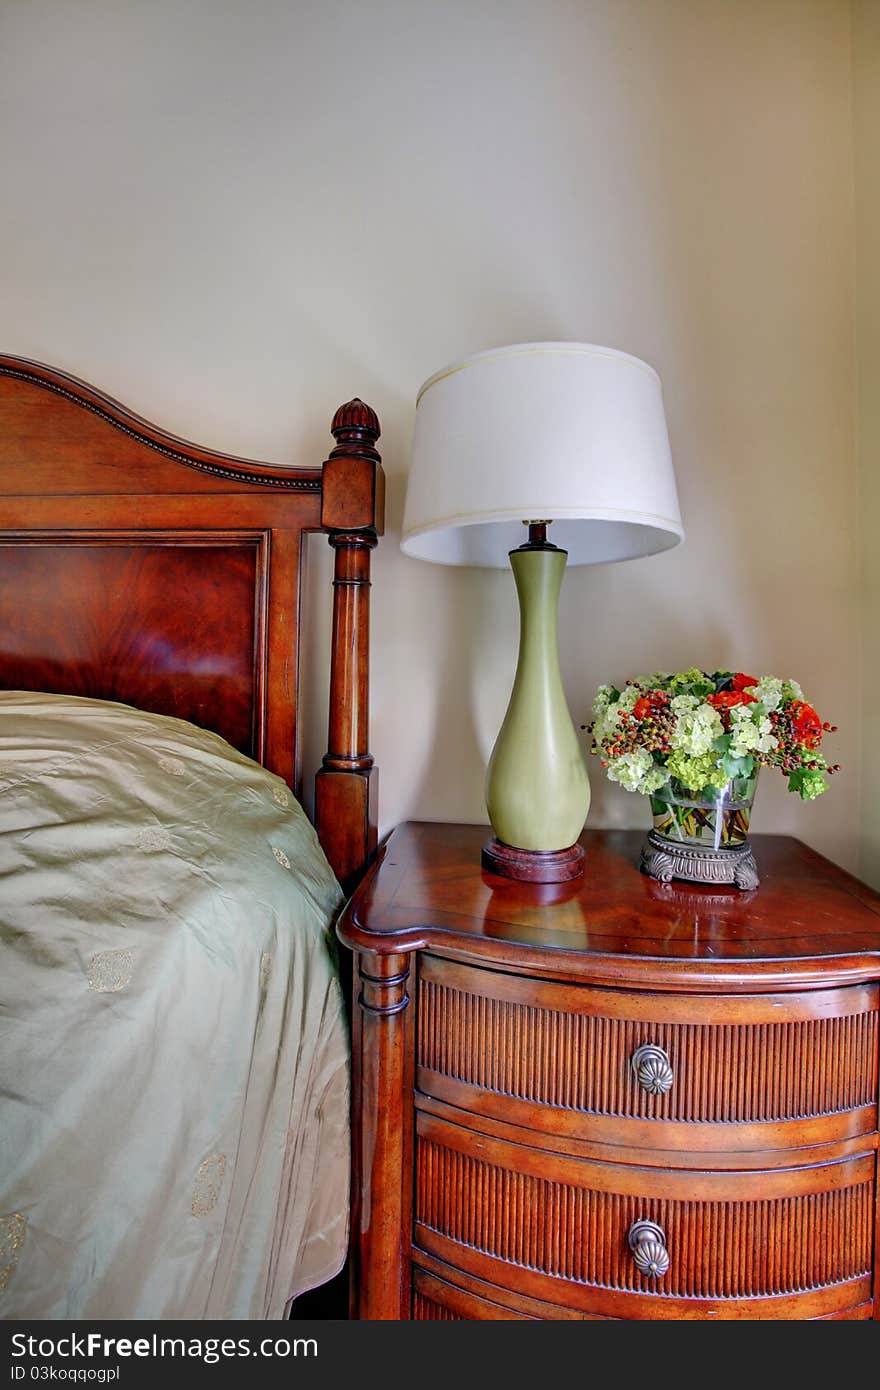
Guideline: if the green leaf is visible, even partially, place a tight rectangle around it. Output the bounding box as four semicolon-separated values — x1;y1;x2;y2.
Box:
789;765;827;800
722;752;754;781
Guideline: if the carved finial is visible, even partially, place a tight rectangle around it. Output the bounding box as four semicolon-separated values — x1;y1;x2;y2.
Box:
330;398;381;459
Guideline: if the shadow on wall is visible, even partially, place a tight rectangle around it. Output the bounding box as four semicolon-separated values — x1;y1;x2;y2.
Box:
380;466;488;824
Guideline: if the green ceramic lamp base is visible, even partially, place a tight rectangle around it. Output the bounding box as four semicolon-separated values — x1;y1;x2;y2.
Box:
483;528;590;883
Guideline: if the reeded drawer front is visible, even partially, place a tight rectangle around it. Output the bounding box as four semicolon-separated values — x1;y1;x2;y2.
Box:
413;1268;514;1320
414;1114;876;1319
412;1257;613;1320
413;1290;464;1320
417;957;879;1152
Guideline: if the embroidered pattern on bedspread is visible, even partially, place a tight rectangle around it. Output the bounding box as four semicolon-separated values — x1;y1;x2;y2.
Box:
0;1215;26;1294
191;1154;228;1217
259;952;273;991
158;756;185;777
135;827;172;852
87;949;134;993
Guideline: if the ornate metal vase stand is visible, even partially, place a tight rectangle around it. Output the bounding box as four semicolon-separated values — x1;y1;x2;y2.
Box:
640;830;760;891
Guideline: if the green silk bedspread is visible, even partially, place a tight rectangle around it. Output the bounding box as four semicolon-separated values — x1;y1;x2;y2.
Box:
0;692;348;1319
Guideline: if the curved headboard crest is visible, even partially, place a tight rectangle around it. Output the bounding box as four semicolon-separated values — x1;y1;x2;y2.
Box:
0;356;326;490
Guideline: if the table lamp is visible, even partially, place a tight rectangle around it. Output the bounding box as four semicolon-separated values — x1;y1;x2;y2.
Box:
401;342;684;882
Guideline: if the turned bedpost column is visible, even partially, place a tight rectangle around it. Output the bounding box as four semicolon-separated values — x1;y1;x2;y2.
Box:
324;530;376;774
351;949;413;1320
315;399;384;893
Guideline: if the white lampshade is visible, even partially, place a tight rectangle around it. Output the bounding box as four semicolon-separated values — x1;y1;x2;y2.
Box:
401;342;684;566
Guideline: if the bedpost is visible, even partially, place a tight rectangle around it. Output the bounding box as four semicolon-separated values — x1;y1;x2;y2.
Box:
316;399;384;893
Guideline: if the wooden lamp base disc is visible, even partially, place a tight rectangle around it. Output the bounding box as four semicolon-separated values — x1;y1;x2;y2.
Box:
482;837;585;883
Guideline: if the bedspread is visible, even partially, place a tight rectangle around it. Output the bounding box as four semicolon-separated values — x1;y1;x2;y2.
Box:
0;692;348;1319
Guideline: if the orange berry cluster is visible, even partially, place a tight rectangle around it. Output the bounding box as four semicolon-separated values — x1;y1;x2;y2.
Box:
587;682;675;766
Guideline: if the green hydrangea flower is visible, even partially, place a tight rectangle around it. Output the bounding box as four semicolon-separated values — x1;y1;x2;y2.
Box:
666;749;728;791
615;686;640;714
604;748;669;795
605;748;654;792
592;685;614;718
670;693;700;716
639;763;670;795
728;705;777;756
669;702;723;757
669;667;706;689
729;720;760;755
750;676;783;711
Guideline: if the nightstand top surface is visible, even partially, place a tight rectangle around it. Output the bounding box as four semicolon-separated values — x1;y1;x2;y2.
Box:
338;822;880;991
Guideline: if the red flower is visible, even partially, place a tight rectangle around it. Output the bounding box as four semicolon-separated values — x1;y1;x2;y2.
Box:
731;673;758;692
633;690;669;720
708;690;757;711
790;701;823;749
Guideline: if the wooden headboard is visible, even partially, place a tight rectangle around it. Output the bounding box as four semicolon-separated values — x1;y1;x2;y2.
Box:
0;355;383;890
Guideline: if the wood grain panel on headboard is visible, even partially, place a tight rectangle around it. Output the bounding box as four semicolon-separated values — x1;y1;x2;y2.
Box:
0;356;384;889
0;537;264;756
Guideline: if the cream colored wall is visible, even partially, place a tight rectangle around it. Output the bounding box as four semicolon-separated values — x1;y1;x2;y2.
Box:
0;0;863;871
854;1;880;888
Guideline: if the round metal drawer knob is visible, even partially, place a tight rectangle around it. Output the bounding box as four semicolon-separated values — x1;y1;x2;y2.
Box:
630;1042;674;1095
628;1219;670;1279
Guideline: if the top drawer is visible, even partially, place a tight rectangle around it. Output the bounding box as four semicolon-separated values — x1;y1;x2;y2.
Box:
416;957;879;1159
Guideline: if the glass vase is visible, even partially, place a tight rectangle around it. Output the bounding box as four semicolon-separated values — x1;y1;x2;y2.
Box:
648;770;759;852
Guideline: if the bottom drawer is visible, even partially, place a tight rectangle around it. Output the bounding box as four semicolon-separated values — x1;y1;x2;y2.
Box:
415;1113;876;1320
410;1257;874;1321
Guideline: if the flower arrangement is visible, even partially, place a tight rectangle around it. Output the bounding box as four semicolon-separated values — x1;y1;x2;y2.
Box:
587;668;840;808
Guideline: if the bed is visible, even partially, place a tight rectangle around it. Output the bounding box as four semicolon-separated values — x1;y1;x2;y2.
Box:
0;356;383;1319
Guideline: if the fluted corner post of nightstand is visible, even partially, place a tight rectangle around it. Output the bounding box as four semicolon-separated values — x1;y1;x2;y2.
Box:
315;398;384;895
874;1146;880;1321
351;949;413;1320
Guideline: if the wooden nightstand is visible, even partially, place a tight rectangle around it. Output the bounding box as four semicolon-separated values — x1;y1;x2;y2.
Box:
337;822;880;1321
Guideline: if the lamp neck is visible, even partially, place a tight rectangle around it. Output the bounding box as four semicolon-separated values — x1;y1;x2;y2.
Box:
516;519;561;552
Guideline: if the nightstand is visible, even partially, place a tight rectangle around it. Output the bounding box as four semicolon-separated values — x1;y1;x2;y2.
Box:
337;822;880;1320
